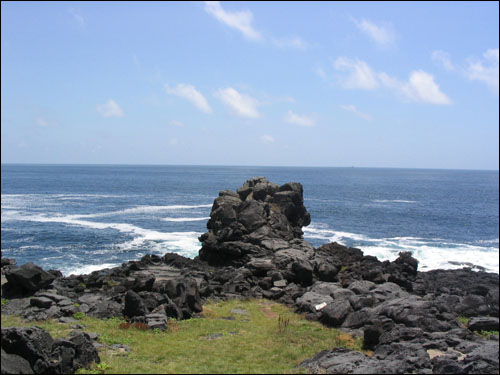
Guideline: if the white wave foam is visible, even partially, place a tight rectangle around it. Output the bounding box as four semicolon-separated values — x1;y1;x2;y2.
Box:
78;204;212;218
4;210;203;261
63;263;120;276
303;225;368;242
362;244;499;274
162;217;210;222
116;230;201;256
304;223;499;274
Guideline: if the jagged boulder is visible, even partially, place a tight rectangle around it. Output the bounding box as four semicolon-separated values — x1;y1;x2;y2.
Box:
4;262;57;296
199;177;311;266
1;327;99;374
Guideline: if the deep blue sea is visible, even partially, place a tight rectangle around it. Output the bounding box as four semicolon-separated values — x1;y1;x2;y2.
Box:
1;164;498;275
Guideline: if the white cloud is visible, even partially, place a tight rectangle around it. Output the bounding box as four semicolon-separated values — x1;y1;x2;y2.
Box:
204;1;261;41
315;67;327;80
169;137;179;146
169;120;184;127
96;99;124;118
433;48;499;94
272;36;307;50
214;87;260;118
432;50;455;71
333;57;379;90
284;110;315;127
379;70;452;105
260;134;275;144
69;8;85;28
352;17;395;45
333;56;451;105
165;83;212;114
204;1;307;50
36;117;49;127
339;105;372;121
466;49;499;94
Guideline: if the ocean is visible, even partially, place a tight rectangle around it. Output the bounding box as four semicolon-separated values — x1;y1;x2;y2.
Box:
1;164;498;275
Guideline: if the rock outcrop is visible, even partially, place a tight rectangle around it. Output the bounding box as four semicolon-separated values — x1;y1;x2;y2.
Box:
198;177;311;266
1;326;99;374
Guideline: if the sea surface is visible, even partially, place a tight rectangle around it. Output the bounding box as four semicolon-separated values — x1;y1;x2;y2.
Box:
1;164;498;275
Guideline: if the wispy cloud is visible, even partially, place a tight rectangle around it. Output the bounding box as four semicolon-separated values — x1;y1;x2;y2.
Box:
69;8;85;29
315;66;327;80
204;1;307;50
204;1;261;41
96;99;124;118
333;57;451;105
432;48;499;94
339;105;372;121
165;83;212;114
214;87;260;118
466;49;499;94
378;70;452;105
378;70;451;105
260;134;275;144
284;110;315;127
432;50;455;71
333;57;379;90
271;36;308;50
352;17;395;45
169;120;185;127
36;117;49;127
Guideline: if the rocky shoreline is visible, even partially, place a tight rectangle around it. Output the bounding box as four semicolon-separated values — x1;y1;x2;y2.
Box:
1;177;499;374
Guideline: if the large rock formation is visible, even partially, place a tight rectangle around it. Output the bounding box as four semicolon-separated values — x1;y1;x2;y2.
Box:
198;177;311;266
1;326;99;374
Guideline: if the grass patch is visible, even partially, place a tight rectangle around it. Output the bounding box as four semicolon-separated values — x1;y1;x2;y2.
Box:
457;316;470;326
1;314;73;339
1;298;8;306
2;298;365;374
476;330;499;338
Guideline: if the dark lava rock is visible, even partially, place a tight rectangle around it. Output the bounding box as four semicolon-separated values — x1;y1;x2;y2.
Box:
468;317;499;332
198;177;311;266
4;262;57;296
1;326;99;374
320;300;353;327
124;290;148;318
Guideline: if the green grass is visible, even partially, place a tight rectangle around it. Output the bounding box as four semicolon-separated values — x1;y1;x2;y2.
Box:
457;316;470;326
2;298;366;374
1;298;8;306
457;316;498;338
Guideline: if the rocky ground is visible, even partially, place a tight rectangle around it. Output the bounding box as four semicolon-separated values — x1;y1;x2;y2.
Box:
1;177;499;374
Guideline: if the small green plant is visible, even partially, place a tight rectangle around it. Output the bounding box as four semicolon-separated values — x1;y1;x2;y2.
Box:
1;298;8;306
340;265;349;272
73;303;81;307
79;282;86;288
477;330;499;338
79;361;111;374
457;316;470;326
73;312;85;320
278;314;290;333
105;279;120;287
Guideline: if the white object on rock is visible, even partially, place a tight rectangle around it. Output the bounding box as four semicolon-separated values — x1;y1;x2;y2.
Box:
315;302;327;311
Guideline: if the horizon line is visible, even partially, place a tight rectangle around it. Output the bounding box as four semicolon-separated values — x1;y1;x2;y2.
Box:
1;162;498;172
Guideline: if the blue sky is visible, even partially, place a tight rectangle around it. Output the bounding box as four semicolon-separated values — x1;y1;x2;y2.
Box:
1;1;499;169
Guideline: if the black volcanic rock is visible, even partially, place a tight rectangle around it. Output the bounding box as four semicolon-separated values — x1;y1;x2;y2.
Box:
199;177;311;266
1;327;99;374
4;262;57;296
